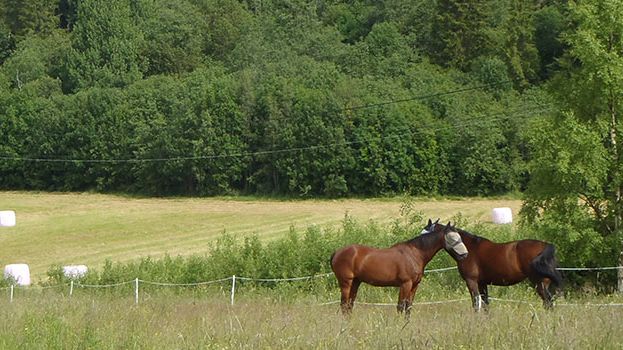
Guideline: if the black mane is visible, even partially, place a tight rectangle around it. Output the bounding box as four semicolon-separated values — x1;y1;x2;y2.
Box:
456;228;486;244
404;231;440;250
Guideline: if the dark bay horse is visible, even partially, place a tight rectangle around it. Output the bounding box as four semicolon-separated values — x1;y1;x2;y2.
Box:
330;219;468;314
421;220;562;311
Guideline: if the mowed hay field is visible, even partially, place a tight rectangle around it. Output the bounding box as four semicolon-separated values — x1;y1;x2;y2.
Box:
0;191;521;280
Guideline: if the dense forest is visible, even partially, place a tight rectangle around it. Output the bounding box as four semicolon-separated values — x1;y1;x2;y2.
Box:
0;0;567;197
2;0;623;286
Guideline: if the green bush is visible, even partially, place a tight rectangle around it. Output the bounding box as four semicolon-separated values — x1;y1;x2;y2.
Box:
42;214;557;295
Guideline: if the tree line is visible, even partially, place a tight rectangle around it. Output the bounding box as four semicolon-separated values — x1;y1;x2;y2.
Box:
0;0;563;196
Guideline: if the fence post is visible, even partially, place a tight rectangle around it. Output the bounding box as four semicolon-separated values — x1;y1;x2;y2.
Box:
10;284;14;303
70;280;74;297
230;275;236;306
135;278;139;305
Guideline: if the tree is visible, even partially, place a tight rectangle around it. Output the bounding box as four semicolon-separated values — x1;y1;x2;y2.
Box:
0;32;69;91
534;4;566;80
1;0;58;36
140;0;205;76
498;0;540;86
430;0;495;70
61;0;145;92
523;0;623;291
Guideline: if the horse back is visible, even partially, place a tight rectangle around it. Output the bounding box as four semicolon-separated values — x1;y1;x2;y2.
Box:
463;239;543;285
515;239;550;266
331;244;419;286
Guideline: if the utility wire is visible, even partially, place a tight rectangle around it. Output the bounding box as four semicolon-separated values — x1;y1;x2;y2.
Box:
0;103;553;164
343;80;514;111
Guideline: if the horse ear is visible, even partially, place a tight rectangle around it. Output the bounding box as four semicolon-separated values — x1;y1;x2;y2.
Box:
428;218;432;225
446;221;451;228
435;218;440;224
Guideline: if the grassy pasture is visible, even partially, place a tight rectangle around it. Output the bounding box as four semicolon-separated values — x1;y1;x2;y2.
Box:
2;192;623;348
0;191;521;280
1;292;622;349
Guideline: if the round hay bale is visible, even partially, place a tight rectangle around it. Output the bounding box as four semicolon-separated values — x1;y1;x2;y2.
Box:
63;265;88;279
4;264;31;286
492;207;513;224
0;210;16;227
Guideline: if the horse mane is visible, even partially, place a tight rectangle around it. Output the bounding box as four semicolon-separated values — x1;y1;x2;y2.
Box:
403;231;440;250
456;228;486;244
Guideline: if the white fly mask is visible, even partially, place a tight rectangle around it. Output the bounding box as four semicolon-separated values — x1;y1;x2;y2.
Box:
445;231;468;259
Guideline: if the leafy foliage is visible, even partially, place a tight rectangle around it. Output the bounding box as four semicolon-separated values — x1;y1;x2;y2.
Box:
521;0;623;289
0;0;564;197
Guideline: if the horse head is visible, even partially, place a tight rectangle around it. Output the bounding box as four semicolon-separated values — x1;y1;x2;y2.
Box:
420;218;440;235
443;222;468;260
419;219;468;260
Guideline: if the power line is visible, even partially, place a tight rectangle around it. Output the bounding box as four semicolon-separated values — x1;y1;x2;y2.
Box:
0;104;553;164
343;80;514;111
0;80;518;164
247;79;515;126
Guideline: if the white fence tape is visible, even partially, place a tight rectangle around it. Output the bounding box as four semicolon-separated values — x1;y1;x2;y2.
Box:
557;266;623;271
139;277;232;286
75;280;135;288
490;297;623;307
350;298;470;307
4;264;623;305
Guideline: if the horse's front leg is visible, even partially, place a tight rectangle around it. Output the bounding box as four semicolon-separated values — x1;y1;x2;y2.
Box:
466;279;484;312
397;280;413;314
404;279;421;317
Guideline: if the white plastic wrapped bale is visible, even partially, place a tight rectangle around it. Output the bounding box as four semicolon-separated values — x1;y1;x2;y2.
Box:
0;210;16;227
63;265;88;279
492;207;513;224
4;264;31;286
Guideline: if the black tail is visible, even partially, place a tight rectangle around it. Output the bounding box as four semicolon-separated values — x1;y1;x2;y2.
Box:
530;244;563;288
329;251;336;271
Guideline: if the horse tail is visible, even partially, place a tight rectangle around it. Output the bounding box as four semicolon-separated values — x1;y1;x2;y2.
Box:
530;243;563;288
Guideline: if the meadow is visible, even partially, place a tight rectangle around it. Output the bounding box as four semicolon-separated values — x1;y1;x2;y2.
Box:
1;291;623;349
0;191;521;280
2;192;623;349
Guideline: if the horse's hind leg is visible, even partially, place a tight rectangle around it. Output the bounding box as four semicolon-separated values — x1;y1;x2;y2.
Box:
338;278;355;314
478;283;490;310
349;279;361;309
535;277;554;309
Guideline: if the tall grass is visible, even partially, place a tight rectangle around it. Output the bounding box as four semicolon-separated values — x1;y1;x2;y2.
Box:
1;292;622;349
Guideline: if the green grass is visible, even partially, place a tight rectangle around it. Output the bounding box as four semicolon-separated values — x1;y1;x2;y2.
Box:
0;191;621;348
0;191;522;280
1;291;622;349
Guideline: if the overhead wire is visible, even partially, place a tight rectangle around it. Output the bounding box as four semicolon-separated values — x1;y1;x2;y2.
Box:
342;79;514;111
0;102;554;164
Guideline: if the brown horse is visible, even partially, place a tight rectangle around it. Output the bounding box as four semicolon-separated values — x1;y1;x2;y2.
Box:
421;220;562;311
330;219;468;314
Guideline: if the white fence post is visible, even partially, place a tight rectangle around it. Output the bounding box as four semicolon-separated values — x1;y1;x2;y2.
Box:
70;280;74;297
135;278;139;305
10;284;14;303
230;275;236;306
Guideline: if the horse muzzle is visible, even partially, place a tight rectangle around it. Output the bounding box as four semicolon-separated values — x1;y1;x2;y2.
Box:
445;231;468;260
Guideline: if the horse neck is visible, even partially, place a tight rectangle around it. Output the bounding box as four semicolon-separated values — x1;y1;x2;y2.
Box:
457;230;482;254
406;232;445;264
